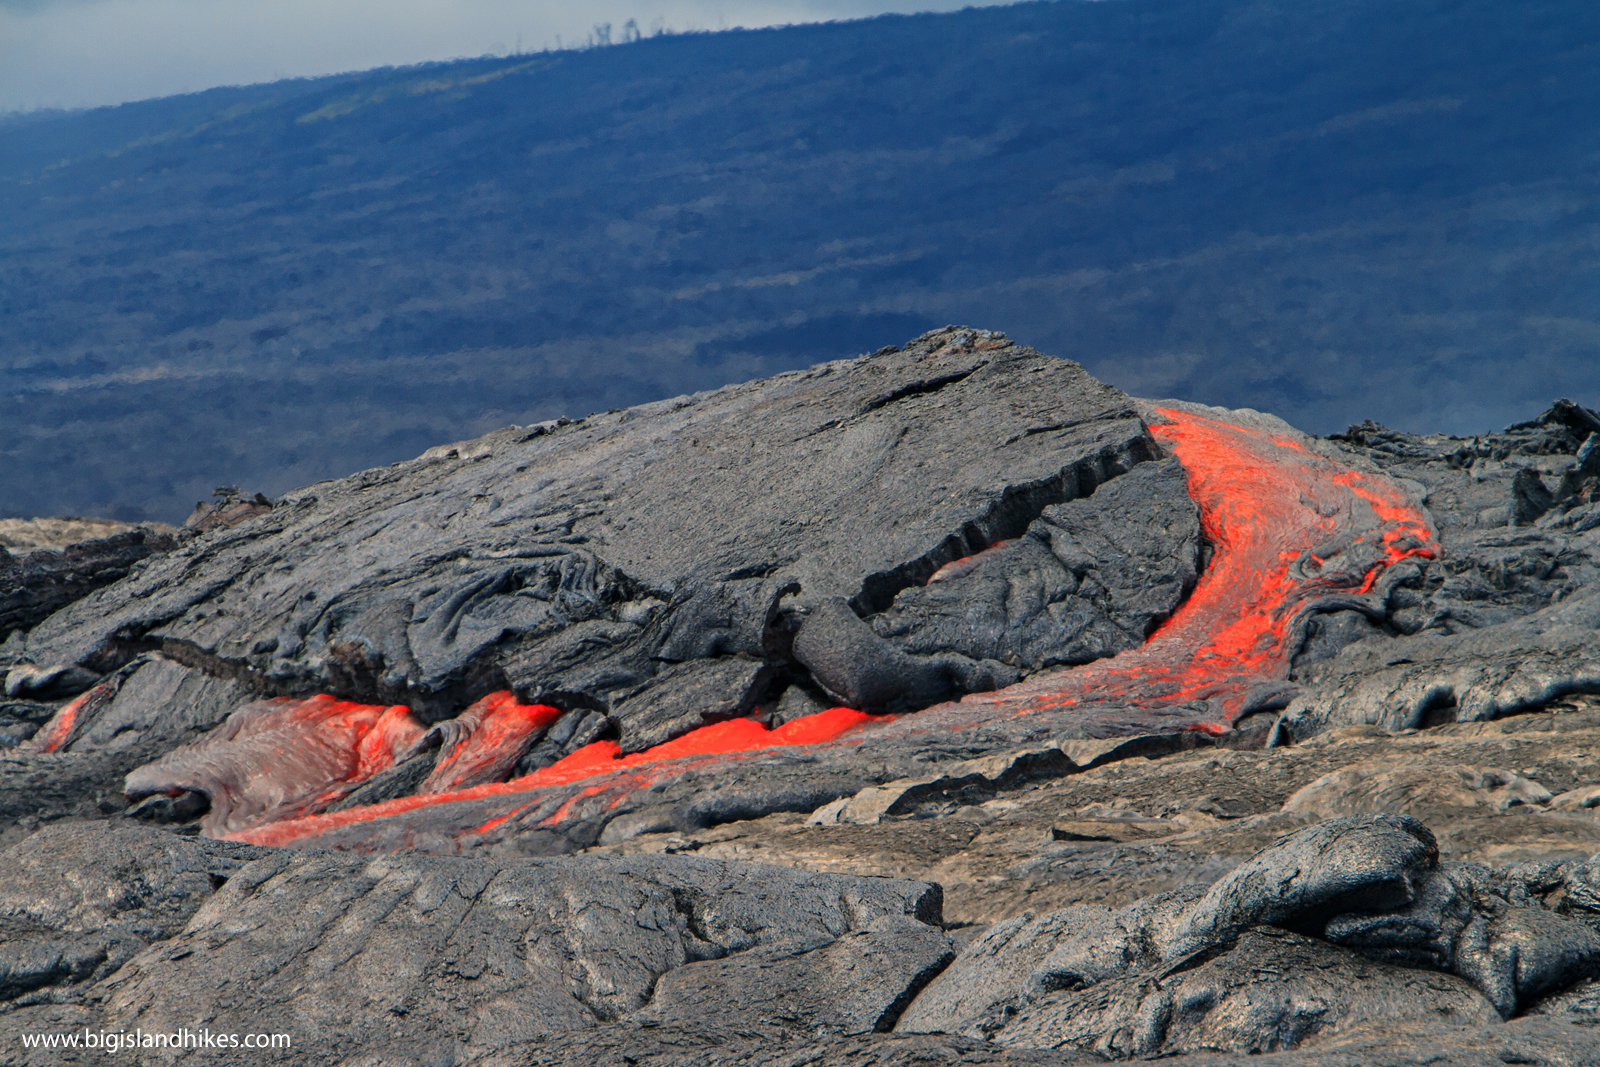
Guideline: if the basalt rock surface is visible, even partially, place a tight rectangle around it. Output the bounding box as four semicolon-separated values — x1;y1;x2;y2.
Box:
3;328;1600;1064
8;804;1600;1065
1275;411;1600;740
0;527;180;646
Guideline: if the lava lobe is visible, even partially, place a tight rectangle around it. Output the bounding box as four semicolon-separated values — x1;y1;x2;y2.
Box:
10;331;1452;853
151;405;1434;852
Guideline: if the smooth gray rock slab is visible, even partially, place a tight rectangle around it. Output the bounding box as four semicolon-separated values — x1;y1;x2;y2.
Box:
49;655;250;756
871;457;1200;671
22;331;1157;739
636;913;955;1035
0;824;266;1005
84;848;945;1064
1283;586;1600;736
611;654;773;754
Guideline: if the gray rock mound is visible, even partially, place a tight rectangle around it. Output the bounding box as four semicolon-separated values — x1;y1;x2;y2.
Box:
899;815;1600;1058
19;328;1161;742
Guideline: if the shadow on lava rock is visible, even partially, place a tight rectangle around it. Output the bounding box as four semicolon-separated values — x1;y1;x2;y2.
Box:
100;393;1439;853
5;329;1599;861
5;331;1600;1065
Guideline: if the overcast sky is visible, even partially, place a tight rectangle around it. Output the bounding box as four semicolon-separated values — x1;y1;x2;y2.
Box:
0;0;984;114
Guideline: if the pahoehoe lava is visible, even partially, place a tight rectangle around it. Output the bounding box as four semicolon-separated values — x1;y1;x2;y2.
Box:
5;327;1600;1065
186;402;1440;851
959;406;1439;730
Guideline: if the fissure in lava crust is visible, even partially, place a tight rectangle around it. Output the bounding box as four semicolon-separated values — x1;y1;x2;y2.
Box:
948;408;1439;729
126;409;1438;850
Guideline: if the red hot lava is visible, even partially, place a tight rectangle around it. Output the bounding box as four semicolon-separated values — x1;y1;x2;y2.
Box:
944;408;1438;732
19;688;93;754
228;706;884;848
419;691;563;793
127;409;1438;850
124;694;428;835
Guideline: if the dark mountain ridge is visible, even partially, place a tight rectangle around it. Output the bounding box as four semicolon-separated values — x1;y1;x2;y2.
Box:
2;0;1597;521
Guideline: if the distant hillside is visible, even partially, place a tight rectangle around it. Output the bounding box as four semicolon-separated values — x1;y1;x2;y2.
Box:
2;0;1597;522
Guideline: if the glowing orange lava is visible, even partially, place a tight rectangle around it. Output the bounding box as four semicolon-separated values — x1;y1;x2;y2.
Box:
943;409;1438;731
19;686;94;753
123;693;426;834
419;691;562;793
182;408;1439;849
227;706;883;847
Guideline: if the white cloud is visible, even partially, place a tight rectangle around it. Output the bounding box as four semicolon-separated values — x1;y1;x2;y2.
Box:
0;0;984;113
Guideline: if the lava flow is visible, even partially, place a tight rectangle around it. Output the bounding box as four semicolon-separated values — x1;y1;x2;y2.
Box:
129;408;1437;850
945;408;1438;732
123;694;429;835
227;705;884;848
19;687;93;753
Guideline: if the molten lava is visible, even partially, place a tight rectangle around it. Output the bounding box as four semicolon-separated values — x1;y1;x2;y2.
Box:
123;694;426;835
226;705;884;848
939;408;1438;732
127;408;1438;850
19;687;92;753
419;691;563;793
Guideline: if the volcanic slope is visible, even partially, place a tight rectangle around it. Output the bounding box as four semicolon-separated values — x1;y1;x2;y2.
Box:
7;325;1598;861
7;329;1600;1063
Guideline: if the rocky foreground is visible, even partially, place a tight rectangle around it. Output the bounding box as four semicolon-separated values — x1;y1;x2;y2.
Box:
4;327;1600;1064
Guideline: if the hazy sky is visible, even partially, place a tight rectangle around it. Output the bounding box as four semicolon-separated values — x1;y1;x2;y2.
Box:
0;0;981;113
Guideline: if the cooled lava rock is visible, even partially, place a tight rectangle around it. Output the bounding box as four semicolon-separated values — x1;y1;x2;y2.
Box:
7;815;1600;1065
4;327;1600;1064
22;329;1162;728
0;822;953;1065
1281;407;1600;737
0;527;179;648
7;327;1458;855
